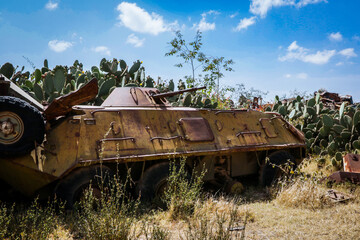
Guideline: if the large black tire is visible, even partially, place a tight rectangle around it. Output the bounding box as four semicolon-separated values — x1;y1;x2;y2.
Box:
137;162;191;205
137;162;172;203
0;96;45;156
54;165;113;209
260;151;296;187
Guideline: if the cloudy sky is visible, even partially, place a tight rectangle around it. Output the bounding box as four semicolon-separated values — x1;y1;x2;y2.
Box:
0;0;359;101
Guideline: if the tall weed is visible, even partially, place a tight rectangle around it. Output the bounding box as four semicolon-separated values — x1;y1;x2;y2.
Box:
0;203;13;238
0;198;63;239
71;172;138;239
164;158;205;220
183;197;251;240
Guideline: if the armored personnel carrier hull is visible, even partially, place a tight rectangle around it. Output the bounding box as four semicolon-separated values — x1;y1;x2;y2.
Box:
0;75;306;206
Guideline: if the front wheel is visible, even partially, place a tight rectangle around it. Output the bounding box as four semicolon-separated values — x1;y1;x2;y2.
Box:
0;96;45;156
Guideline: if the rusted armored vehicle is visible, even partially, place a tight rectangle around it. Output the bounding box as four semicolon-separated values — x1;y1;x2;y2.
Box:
0;74;306;207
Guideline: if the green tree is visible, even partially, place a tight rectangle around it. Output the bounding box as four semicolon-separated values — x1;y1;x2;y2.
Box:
165;31;234;94
165;30;206;87
202;56;234;98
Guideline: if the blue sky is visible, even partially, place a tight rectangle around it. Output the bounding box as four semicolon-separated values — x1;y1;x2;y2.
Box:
0;0;359;101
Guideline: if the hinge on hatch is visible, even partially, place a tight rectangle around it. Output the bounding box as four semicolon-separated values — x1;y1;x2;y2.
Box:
84;118;96;125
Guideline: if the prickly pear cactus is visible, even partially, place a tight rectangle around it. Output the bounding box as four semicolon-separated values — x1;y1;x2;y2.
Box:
267;92;360;155
1;57;148;105
1;58;221;110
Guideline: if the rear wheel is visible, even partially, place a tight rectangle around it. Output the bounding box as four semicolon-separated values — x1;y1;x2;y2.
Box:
260;151;296;187
0;96;44;156
54;165;113;209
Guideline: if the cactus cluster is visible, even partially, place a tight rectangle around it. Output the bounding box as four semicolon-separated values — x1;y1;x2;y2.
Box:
157;79;218;109
1;59;145;105
267;93;360;166
0;60;220;109
175;92;218;109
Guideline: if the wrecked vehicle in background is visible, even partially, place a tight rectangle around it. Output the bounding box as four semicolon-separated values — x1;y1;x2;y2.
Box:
315;90;354;109
0;74;306;207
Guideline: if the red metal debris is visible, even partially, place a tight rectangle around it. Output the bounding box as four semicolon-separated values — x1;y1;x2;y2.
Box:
328;171;360;183
44;78;99;120
343;153;360;173
328;154;360;184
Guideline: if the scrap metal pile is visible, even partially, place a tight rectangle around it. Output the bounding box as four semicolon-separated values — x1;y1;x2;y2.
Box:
316;90;354;109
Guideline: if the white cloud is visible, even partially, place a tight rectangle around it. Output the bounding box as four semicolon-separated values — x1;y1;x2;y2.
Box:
284;73;308;79
45;0;58;11
193;19;215;32
230;12;238;18
250;0;327;18
296;0;327;7
126;34;145;47
206;10;220;15
48;40;72;52
336;62;344;66
92;46;111;56
192;11;218;32
279;41;336;64
339;48;357;58
296;72;308;79
234;16;257;31
329;32;343;41
250;0;293;18
288;41;300;51
116;2;176;35
299;50;336;64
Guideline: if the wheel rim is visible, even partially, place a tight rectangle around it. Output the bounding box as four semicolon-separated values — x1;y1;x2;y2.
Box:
155;178;168;199
0;111;24;145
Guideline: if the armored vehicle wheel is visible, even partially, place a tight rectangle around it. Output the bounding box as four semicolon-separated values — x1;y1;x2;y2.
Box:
55;165;113;209
0;96;44;156
260;151;296;187
137;163;171;204
137;162;190;205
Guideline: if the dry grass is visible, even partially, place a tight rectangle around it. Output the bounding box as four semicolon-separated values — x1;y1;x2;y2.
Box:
244;202;360;240
1;184;359;240
1;156;360;239
275;179;333;209
241;160;360;240
142;187;360;240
